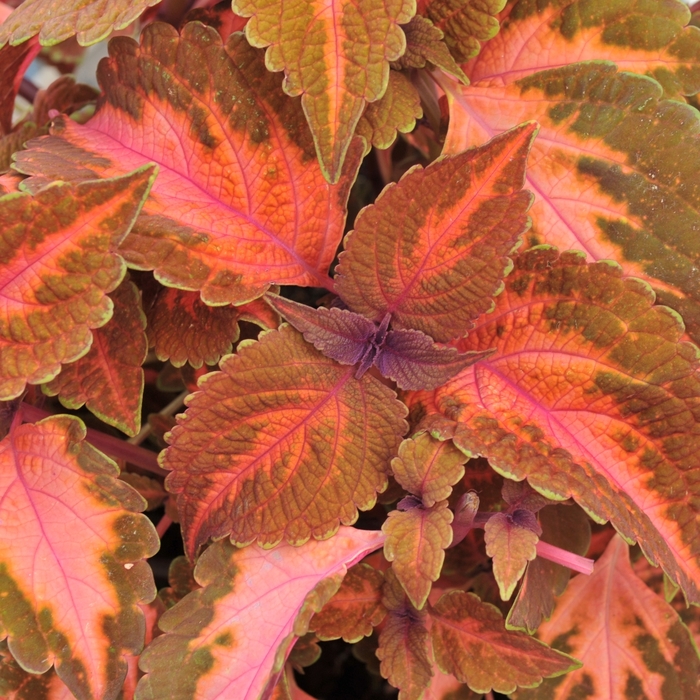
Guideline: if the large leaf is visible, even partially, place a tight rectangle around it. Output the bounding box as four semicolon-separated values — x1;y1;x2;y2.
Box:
15;23;361;305
406;247;700;601
0;167;155;401
135;527;384;700
383;501;453;609
309;562;386;642
232;0;415;182
0;415;159;700
440;0;700;343
0;0;159;46
43;278;147;436
335;122;537;342
429;590;579;694
518;535;700;699
163;325;408;558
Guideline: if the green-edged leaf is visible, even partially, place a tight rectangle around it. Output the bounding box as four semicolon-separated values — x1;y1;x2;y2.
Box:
356;70;423;152
425;668;482;699
406;247;700;602
163;325;407;558
335;122;537;342
384;501;453;609
0;641;75;700
0;166;155;401
391;431;468;507
309;563;386;642
15;23;361;305
417;0;506;62
394;15;467;83
441;1;700;343
0;122;39;171
507;503;591;634
517;535;700;700
135;527;384;700
43;278;147;436
429;590;579;694
0;415;159;700
119;472;168;511
377;568;434;700
484;512;539;601
467;0;700;99
232;0;416;182
0;0;159;47
158;556;199;610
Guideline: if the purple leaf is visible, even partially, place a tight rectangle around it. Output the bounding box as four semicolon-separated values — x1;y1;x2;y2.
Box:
376;328;494;390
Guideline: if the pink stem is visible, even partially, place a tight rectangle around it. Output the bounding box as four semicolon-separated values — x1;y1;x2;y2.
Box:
156;514;173;539
537;541;594;575
20;403;167;477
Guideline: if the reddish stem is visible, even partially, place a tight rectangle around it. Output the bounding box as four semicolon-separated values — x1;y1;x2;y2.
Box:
156;514;173;539
537;541;594;575
19;403;167;477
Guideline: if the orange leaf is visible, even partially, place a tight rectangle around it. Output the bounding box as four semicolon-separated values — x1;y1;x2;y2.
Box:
136;528;384;700
0;415;159;700
43;278;147;436
233;0;416;182
163;325;408;557
15;23;361;305
0;166;155;401
518;536;700;699
309;562;386;642
335;122;537;342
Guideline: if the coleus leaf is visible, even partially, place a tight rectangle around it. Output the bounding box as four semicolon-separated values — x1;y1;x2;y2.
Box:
309;563;386;642
484;511;540;601
377;568;434;700
158;556;199;610
440;0;700;343
406;247;700;601
335;121;537;342
0;37;39;134
119;472;168;511
424;667;481;700
0;641;75;700
383;499;453;609
0;0;159;46
356;70;423;152
468;0;700;99
429;591;579;694
0;415;159;700
391;431;468;507
15;23;361;305
507;503;592;634
517;535;700;699
417;0;506;62
163;325;407;558
43;278;147;436
0;166;155;401
232;0;416;183
135;527;384;700
266;294;491;389
392;15;467;83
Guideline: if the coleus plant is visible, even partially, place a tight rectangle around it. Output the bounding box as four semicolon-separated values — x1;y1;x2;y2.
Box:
0;0;699;697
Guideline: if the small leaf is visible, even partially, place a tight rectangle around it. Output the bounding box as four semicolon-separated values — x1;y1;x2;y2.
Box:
377;569;434;700
119;473;168;511
484;512;539;601
136;528;384;700
232;0;416;182
383;500;453;609
0;0;159;46
309;563;386;642
356;70;423;152
158;556;199;610
43;278;147;436
518;535;700;700
0;415;159;700
507;503;591;634
429;590;579;694
377;328;494;390
502;479;550;513
335;122;537;342
0;166;155;401
391;432;468;507
406;247;700;602
15;24;361;304
418;0;506;62
392;15;467;83
163;325;407;558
